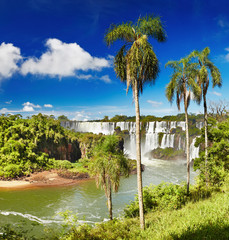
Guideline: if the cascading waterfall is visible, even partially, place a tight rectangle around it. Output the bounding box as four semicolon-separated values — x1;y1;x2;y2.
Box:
189;137;199;162
161;134;175;149
61;121;200;163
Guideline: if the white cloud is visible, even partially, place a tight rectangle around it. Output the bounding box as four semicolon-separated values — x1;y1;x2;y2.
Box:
76;74;93;80
23;106;35;112
44;104;53;108
22;102;41;112
21;38;110;77
72;111;90;121
0;42;21;80
211;91;222;97
224;47;229;62
5;100;12;104
147;100;163;107
0;108;9;114
99;75;112;83
76;74;112;83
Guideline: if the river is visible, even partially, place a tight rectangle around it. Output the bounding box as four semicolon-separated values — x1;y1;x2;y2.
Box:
0;158;197;236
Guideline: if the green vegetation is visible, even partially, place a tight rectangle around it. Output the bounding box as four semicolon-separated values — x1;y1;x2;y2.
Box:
0;114;127;180
58;115;69;121
96;113;204;123
194;117;229;187
0;114;80;178
150;147;185;160
90;135;129;220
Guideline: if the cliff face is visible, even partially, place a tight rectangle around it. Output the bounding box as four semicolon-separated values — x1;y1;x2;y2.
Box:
61;121;202;161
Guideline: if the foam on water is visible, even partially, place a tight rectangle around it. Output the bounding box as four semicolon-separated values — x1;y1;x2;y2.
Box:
0;211;62;224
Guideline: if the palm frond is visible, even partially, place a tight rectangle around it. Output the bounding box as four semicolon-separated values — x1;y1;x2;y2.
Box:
105;23;135;46
176;91;181;111
138;14;167;42
187;91;191;109
165;60;181;71
114;45;127;82
188;77;202;104
205;59;222;87
166;72;179;102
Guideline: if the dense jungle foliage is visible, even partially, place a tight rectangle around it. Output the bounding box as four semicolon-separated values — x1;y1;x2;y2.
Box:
0;114;81;178
0;114;126;179
194;117;229;186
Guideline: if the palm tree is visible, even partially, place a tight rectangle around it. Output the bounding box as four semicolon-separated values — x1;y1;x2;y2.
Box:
165;55;201;195
105;15;166;229
190;47;222;184
89;135;129;220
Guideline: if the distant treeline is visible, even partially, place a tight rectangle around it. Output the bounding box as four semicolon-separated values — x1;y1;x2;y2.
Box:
97;113;204;123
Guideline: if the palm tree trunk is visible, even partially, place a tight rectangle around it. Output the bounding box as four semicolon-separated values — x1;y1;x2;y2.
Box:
183;82;190;195
185;106;190;195
107;177;113;220
203;93;209;186
134;82;145;230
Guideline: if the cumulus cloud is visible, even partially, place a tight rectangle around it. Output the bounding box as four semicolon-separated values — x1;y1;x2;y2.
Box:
22;102;41;112
44;104;53;108
0;42;21;80
0;108;9;114
147;100;163;107
72;111;90;121
21;38;110;77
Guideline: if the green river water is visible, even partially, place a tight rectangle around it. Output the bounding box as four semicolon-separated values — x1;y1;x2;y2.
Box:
0;159;196;236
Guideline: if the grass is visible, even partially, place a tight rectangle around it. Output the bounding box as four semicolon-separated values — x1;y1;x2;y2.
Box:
141;191;229;239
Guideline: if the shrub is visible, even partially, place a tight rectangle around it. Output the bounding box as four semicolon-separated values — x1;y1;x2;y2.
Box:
54;160;73;169
2;164;23;178
124;182;187;218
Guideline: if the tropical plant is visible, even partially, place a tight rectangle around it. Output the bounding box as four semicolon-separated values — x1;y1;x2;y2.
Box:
105;14;166;229
89;135;129;220
165;55;201;194
194;117;229;186
190;47;222;184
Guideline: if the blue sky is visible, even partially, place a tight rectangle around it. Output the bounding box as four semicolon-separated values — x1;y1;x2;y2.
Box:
0;0;228;120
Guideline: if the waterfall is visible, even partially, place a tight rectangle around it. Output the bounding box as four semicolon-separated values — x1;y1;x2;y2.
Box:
161;134;175;149
61;121;200;162
190;137;199;162
196;122;204;129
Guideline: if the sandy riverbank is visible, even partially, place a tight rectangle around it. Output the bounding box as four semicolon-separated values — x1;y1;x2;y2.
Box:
0;170;91;189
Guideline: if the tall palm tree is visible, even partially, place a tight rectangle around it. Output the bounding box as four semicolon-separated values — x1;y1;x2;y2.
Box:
165;55;201;195
90;135;129;220
190;47;222;184
105;15;166;229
